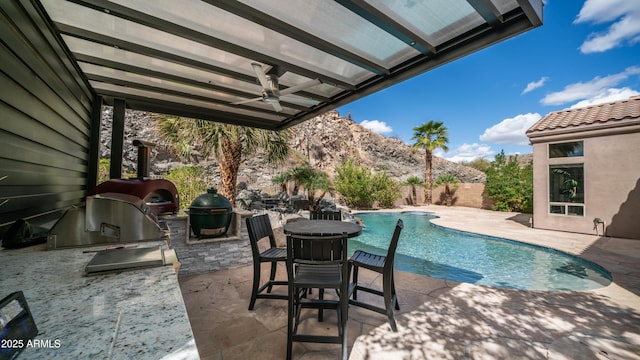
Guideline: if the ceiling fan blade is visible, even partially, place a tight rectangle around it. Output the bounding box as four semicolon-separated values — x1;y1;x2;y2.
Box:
279;79;321;96
251;62;271;90
232;96;262;105
271;101;283;112
280;95;320;106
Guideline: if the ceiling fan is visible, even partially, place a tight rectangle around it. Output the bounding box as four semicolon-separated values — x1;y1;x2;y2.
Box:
232;63;321;112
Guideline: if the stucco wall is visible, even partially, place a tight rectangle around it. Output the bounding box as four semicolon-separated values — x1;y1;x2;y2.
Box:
532;132;640;239
399;183;491;209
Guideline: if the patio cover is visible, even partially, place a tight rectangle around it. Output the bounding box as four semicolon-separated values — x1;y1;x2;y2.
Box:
38;0;543;130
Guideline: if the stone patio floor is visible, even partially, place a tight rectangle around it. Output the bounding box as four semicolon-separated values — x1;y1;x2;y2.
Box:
178;206;640;359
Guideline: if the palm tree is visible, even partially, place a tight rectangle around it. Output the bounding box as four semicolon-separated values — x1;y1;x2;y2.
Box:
434;174;459;206
271;172;289;194
286;166;331;210
155;116;290;206
412;121;449;205
403;176;425;205
286;166;311;196
300;169;332;211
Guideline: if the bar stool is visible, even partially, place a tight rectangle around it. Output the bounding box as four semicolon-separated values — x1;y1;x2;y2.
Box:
349;219;403;331
246;214;288;310
286;232;349;360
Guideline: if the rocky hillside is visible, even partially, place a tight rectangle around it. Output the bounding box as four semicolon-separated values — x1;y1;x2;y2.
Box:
99;108;486;192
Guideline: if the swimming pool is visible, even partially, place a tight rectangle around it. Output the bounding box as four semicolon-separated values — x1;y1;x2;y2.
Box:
350;212;612;291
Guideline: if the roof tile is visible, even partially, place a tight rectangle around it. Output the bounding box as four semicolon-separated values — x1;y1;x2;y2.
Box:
527;96;640;133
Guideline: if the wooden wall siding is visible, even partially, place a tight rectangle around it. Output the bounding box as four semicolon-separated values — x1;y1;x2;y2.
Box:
0;1;94;233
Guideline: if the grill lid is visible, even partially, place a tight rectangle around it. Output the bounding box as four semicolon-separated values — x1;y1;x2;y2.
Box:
190;188;232;210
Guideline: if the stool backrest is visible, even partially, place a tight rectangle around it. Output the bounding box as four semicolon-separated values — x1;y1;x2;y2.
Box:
287;232;348;265
310;210;341;221
384;219;404;272
246;214;277;254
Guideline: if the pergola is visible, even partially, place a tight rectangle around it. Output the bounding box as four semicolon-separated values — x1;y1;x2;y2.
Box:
0;0;542;230
39;0;542;129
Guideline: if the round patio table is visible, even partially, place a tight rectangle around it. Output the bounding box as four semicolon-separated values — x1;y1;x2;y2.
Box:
283;219;362;238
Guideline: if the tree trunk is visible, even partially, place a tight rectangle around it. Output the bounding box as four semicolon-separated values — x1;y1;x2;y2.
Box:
425;150;433;205
219;140;243;206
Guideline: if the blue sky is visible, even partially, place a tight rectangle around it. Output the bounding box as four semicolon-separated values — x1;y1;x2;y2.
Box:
336;0;640;162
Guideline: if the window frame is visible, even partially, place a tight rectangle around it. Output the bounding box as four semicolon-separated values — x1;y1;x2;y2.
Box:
548;163;585;217
548;141;584;158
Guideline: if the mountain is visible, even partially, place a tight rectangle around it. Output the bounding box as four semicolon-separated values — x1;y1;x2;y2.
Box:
99;108;486;192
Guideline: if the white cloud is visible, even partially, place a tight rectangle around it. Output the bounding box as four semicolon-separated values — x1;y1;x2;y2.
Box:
359;120;393;134
436;143;495;163
569;87;640;109
522;77;549;94
541;66;640;105
574;0;640;53
479;113;542;145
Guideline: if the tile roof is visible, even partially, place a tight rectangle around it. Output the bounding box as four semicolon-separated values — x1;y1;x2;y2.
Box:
527;95;640;134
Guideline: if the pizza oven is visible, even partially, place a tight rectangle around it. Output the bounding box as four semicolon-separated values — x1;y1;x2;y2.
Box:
87;139;179;216
47;140;178;249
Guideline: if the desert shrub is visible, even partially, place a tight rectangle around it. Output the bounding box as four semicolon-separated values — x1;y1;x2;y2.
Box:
97;158;137;183
334;159;374;208
98;158;110;184
334;159;402;209
485;151;533;213
371;169;402;208
163;165;208;209
460;158;491;173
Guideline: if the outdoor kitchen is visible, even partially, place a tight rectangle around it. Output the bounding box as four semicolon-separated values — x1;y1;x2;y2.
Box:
0;141;200;359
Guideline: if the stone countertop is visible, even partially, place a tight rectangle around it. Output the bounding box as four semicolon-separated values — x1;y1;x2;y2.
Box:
0;242;198;360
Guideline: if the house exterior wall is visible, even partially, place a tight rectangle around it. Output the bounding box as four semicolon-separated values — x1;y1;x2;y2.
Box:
0;1;94;235
532;132;640;239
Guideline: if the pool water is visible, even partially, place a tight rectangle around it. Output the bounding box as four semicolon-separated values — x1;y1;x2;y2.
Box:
349;212;612;291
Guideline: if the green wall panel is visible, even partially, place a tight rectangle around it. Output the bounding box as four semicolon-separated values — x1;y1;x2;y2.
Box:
0;1;95;233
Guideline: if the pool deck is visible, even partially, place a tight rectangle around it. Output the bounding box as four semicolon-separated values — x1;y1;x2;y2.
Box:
179;205;640;359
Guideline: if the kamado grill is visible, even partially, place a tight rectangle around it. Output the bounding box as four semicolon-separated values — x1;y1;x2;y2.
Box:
189;188;233;238
48;140;178;249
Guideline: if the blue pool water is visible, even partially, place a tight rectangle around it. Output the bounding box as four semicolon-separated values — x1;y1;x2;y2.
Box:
349;212;612;291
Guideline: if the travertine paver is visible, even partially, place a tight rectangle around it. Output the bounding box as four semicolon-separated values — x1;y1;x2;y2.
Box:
179;205;640;360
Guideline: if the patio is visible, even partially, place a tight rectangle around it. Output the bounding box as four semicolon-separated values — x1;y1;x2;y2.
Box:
179;206;640;359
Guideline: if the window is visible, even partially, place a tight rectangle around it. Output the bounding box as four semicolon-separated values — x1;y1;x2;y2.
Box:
549;141;583;158
549;164;584;216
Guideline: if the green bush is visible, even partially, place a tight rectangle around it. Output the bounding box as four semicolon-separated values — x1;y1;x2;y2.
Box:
97;159;207;210
334;159;375;209
371;169;402;208
334;159;402;209
97;158;137;183
163;166;209;210
485;151;533;213
98;158;110;184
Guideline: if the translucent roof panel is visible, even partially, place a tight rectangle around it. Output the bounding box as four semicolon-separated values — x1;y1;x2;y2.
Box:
62;36;264;95
78;62;300;116
491;0;521;14
90;81;286;123
106;0;371;84
37;0;543;129
238;0;420;68
367;0;483;46
45;2;260;77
